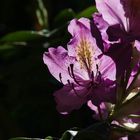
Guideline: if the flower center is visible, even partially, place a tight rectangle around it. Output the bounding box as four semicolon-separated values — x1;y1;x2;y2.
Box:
76;38;94;73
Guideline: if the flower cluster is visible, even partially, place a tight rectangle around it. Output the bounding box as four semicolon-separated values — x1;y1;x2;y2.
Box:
43;0;140;139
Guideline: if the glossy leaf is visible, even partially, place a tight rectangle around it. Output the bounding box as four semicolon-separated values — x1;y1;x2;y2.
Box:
76;6;97;18
9;137;44;140
44;136;53;140
0;31;47;43
73;122;110;140
61;130;78;140
36;0;48;29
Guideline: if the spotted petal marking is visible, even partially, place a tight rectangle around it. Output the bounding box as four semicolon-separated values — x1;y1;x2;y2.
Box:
76;38;94;74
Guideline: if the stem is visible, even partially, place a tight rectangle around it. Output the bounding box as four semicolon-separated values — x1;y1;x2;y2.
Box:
97;105;103;120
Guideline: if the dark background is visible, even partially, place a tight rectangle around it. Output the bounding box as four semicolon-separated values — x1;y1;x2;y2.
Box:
0;0;95;139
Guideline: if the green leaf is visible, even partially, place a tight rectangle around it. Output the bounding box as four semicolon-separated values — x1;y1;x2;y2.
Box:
44;136;53;140
61;131;72;140
76;6;97;18
128;114;140;119
60;130;78;140
9;137;44;140
0;44;15;50
73;122;110;140
0;31;47;43
0;44;21;59
36;0;48;28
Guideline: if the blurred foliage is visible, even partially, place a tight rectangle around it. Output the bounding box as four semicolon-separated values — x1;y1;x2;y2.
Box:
0;0;97;139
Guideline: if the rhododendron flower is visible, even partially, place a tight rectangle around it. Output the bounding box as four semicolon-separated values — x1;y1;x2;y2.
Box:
43;18;116;114
95;0;140;51
93;0;140;80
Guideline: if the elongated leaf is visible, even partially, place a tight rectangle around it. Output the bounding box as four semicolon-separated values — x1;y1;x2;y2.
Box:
0;44;21;60
73;122;110;140
0;31;47;42
76;6;97;18
36;0;48;28
61;130;78;140
9;137;44;140
45;136;53;140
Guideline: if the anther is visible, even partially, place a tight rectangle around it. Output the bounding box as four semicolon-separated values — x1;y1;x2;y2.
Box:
68;66;72;78
59;73;63;84
91;71;94;84
67;79;71;85
91;71;94;78
98;71;102;83
96;64;99;71
69;64;83;86
71;83;82;98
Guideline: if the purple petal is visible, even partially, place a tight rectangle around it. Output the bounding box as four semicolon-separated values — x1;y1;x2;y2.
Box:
99;54;116;81
121;0;140;37
127;63;140;89
67;18;102;57
95;0;127;30
43;46;75;84
87;101;109;120
90;79;116;105
119;137;128;140
54;84;88;114
106;43;132;78
68;18;90;36
134;40;140;52
93;13;109;33
93;13;111;52
91;14;107;52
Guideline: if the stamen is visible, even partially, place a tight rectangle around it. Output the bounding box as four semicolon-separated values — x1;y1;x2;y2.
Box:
95;64;99;77
68;66;72;78
67;79;71;85
71;83;82;98
98;71;102;83
97;105;103;120
59;73;63;84
91;71;94;84
94;64;102;85
67;80;82;98
69;64;83;86
96;64;99;71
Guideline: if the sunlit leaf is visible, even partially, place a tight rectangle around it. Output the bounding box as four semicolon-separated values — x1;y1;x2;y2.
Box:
112;88;140;119
123;87;140;103
60;130;78;140
0;31;47;43
36;0;48;29
9;137;44;140
76;6;97;18
73;122;110;140
44;136;53;140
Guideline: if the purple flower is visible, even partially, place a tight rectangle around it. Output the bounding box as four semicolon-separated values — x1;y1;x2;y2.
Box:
43;18;116;114
95;0;140;50
87;101;113;120
93;0;140;79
